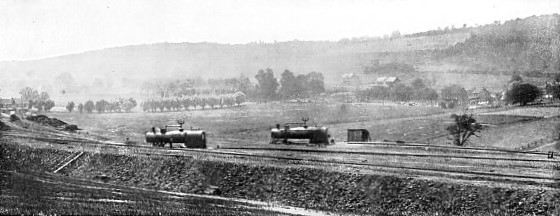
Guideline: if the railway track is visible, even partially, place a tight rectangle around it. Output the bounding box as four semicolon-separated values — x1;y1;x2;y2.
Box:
153;148;560;183
219;147;558;163
4;131;560;184
347;141;554;156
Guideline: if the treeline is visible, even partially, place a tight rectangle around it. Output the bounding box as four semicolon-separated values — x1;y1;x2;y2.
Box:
141;78;248;98
142;69;326;103
362;62;416;74
141;92;246;112
355;79;438;102
254;69;325;102
68;98;138;113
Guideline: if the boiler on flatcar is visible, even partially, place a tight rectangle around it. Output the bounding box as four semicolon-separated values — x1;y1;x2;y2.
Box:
270;118;334;145
146;119;206;148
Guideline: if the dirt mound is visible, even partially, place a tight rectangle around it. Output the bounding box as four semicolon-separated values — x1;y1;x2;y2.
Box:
0;121;9;131
26;115;79;131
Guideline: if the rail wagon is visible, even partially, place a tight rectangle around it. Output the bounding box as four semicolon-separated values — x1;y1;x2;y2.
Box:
270;118;334;145
146;120;206;148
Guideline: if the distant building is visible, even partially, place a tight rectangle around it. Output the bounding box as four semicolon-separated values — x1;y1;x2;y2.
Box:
0;98;29;114
341;73;359;84
373;77;400;87
468;88;493;105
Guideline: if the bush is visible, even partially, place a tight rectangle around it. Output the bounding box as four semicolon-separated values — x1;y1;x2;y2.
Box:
506;83;541;106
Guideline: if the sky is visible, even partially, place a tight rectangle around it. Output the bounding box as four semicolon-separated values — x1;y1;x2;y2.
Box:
0;0;559;61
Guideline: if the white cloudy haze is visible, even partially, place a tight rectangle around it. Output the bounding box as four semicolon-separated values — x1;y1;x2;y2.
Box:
0;0;559;61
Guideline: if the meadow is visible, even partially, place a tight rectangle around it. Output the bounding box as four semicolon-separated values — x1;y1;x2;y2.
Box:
47;102;560;150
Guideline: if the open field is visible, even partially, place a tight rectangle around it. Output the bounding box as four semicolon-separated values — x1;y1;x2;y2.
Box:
47;102;447;146
44;102;560;151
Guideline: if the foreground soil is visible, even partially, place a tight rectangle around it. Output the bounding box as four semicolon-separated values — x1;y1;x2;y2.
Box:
0;171;299;216
2;140;560;215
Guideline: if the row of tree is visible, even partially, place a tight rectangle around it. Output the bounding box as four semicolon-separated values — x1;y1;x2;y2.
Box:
355;79;439;102
141;92;246;112
67;98;138;113
143;69;326;103
140;75;252;98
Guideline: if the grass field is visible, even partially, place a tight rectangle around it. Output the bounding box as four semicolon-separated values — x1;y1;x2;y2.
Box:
48;102;446;145
45;102;560;150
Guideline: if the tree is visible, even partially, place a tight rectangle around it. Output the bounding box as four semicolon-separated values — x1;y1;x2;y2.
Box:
441;85;468;103
95;100;109;113
411;78;426;89
19;87;39;103
389;84;413;102
123;98;137;112
44;100;55;112
77;103;84;113
66;101;75;113
506;83;541;105
510;74;523;83
39;92;50;102
306;72;325;94
55;72;78;93
446;114;483;146
279;70;297;99
422;88;439;102
84;100;95;113
234;92;246;105
255;68;279;101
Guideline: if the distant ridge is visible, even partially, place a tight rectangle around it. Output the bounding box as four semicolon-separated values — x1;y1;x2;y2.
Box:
0;14;557;96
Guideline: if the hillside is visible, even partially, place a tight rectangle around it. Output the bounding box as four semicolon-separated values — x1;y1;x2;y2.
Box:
0;33;469;97
0;14;558;98
439;14;560;73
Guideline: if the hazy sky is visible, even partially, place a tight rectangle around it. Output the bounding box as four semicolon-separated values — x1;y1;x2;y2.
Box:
1;0;559;61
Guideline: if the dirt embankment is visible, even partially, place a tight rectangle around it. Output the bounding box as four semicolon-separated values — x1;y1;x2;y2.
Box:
2;143;559;215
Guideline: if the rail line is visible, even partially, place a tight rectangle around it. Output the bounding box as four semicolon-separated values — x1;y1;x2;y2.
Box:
4;132;560;183
347;141;553;156
154;148;560;182
4;131;558;163
220;147;558;163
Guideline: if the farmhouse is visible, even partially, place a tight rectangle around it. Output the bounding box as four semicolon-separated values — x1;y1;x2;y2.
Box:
468;88;494;105
373;77;400;87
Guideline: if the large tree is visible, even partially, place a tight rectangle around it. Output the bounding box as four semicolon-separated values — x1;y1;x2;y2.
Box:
441;85;468;102
66;101;75;113
306;72;325;94
255;68;279;101
446;114;484;146
506;83;541;105
279;70;298;99
19;87;39;103
84;100;95;113
389;84;413;102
